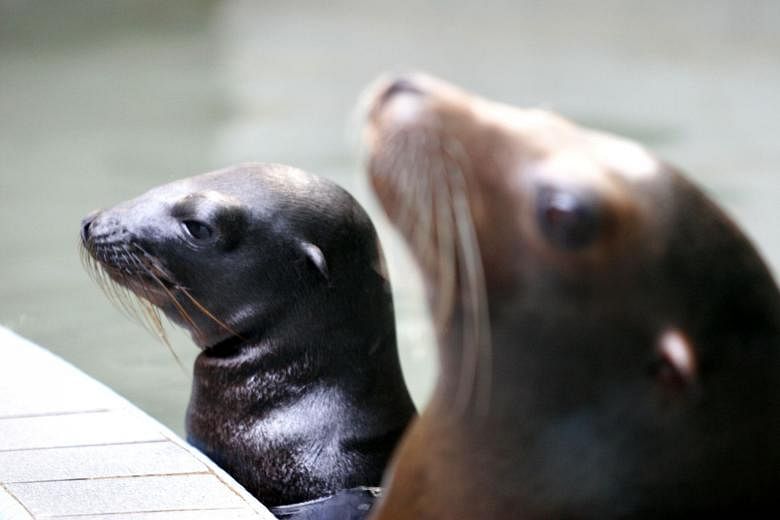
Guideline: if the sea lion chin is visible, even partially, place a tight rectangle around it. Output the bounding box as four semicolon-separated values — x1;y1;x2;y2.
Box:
363;73;780;518
80;162;416;509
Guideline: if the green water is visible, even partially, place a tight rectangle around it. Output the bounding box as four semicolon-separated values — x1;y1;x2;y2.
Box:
2;0;779;436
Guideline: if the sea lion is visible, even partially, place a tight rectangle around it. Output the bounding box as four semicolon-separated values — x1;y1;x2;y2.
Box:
80;163;416;511
362;74;780;517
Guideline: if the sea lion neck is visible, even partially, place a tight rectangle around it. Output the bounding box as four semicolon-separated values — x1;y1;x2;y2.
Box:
185;274;413;506
189;281;400;407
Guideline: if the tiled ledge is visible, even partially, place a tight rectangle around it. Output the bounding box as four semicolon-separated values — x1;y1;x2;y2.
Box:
0;326;274;520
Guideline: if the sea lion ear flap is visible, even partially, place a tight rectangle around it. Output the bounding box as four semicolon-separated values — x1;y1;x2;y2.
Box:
301;242;329;281
652;329;698;393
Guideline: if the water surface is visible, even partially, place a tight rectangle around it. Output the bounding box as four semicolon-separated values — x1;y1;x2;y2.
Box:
2;0;778;435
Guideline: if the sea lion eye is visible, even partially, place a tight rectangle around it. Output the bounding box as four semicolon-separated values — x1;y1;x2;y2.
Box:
536;187;601;250
182;220;213;241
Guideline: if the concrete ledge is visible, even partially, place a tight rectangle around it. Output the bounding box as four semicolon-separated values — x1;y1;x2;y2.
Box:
0;326;274;519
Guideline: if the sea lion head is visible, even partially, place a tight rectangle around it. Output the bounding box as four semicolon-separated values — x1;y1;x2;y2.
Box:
364;73;780;515
81;162;387;352
82;163;415;506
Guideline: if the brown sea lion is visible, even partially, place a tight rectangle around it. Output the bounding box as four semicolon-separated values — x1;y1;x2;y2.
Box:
80;163;416;512
362;74;780;518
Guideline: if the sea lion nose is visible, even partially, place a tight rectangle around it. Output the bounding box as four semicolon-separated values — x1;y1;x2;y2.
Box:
378;77;425;107
80;210;100;244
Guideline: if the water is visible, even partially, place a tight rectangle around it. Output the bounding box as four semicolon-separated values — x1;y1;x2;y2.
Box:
1;0;779;436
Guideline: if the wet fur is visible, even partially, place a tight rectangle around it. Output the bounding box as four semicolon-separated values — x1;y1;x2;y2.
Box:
81;163;416;506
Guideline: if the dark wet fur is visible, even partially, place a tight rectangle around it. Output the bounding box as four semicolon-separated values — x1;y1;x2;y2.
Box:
80;163;416;507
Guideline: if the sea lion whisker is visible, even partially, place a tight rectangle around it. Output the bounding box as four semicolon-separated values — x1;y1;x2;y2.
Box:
119;245;174;347
409;159;436;266
400;132;441;273
177;287;245;342
130;243;176;285
124;247;188;339
82;242;175;361
431;149;458;332
391;133;423;237
394;166;416;237
121;247;196;365
440;136;492;418
132;272;170;338
84;247;146;327
452;189;492;418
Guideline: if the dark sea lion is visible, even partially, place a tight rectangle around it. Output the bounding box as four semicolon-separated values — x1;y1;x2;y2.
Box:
362;74;780;518
80;163;416;511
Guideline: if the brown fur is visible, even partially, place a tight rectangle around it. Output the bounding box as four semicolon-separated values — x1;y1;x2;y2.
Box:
364;74;780;518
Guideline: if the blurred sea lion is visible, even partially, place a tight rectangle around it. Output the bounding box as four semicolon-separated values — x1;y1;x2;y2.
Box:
363;74;780;518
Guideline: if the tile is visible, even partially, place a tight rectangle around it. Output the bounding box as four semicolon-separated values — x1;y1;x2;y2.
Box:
0;411;164;451
0;441;206;483
0;373;117;418
0;383;116;418
0;484;32;520
0;328;119;417
0;327;273;519
8;475;251;517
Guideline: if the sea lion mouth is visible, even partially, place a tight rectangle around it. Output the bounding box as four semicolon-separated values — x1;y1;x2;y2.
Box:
81;212;177;291
82;238;177;300
81;233;244;356
80;234;183;349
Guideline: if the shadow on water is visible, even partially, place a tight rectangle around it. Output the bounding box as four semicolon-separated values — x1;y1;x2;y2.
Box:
1;0;779;435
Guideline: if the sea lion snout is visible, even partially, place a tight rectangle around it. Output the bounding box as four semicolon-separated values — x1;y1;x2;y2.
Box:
81;210;132;248
80;210;131;253
375;76;426;108
364;76;431;138
80;210;100;244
